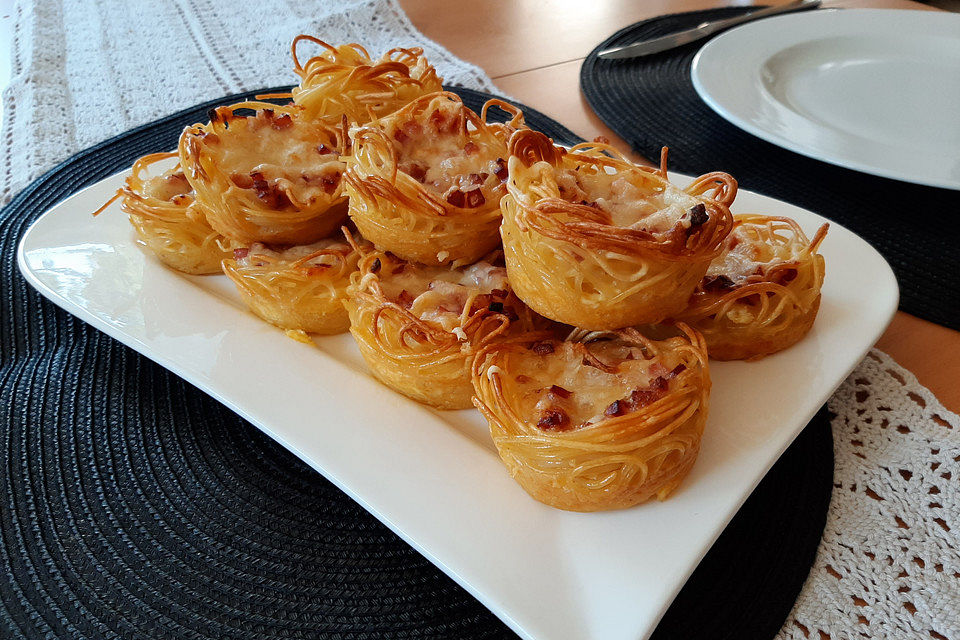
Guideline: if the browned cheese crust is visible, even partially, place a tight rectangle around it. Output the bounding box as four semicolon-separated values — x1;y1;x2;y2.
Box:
472;325;710;511
501;130;737;329
344;248;547;409
222;232;369;334
675;214;828;360
179;102;349;246
344;91;525;265
94;152;233;275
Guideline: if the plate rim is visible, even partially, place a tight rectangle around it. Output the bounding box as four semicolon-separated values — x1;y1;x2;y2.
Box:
690;8;960;191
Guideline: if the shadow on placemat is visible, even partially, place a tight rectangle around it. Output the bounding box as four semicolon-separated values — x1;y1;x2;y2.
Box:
1;85;831;639
581;6;958;332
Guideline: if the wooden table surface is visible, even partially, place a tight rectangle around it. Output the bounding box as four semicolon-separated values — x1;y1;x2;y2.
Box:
401;0;960;413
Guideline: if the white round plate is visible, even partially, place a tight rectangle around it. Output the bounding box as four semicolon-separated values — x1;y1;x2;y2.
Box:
691;9;960;190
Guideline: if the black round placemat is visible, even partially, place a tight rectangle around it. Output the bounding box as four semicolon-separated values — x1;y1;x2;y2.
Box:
582;7;960;332
1;85;832;639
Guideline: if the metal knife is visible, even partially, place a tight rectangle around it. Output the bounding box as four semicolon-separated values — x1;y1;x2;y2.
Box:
597;0;822;60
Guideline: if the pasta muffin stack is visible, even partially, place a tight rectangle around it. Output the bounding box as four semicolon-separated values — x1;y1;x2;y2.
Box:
98;35;829;514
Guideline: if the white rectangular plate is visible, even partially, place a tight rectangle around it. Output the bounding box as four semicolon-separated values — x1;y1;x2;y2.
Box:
18;167;897;640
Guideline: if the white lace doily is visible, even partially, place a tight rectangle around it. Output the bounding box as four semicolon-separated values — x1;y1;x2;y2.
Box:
0;0;496;204
778;350;959;640
3;2;958;638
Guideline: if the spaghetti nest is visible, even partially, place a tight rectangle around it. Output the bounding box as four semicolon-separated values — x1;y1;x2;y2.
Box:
95;152;232;275
179;101;349;246
501;129;736;330
676;214;829;361
344;249;544;409
343;91;525;265
290;36;443;124
221;233;369;335
472;325;710;512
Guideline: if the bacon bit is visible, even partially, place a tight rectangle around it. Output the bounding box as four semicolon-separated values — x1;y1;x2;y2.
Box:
490;288;508;299
775;268;798;285
502;306;519;322
230;173;254;189
250;172;292;209
628;376;669;409
262;109;275;120
603;373;675;419
702;274;735;292
530;341;555;355
579;200;600;209
233;248;250;260
593;135;610;144
402;163;427;183
428;109;457;133
391;263;407;275
393;128;408;143
473;293;493;309
397;289;415;309
488;301;504;313
468;173;484;185
207;108;220;123
321;174;340;194
316;143;334;155
464;141;478;155
688;203;708;227
495;158;508;181
464;189;486;208
549;385;572;399
604;400;625;417
446;189;466;208
537;408;571;432
370;258;382;273
271;114;293;130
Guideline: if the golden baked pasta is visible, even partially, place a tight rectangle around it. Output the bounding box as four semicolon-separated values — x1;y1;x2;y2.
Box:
501;130;736;330
95;152;232;275
179;101;348;246
343;91;524;265
472;325;710;512
676;214;829;361
344;249;543;409
221;234;368;335
289;36;443;124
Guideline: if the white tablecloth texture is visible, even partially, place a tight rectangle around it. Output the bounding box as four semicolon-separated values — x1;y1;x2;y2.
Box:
2;1;958;638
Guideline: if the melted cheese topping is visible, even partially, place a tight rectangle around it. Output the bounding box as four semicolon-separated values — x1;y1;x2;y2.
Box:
208;111;345;206
390;109;505;200
239;238;351;268
550;164;699;234
143;171;192;202
706;222;791;284
378;260;509;332
506;339;680;428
